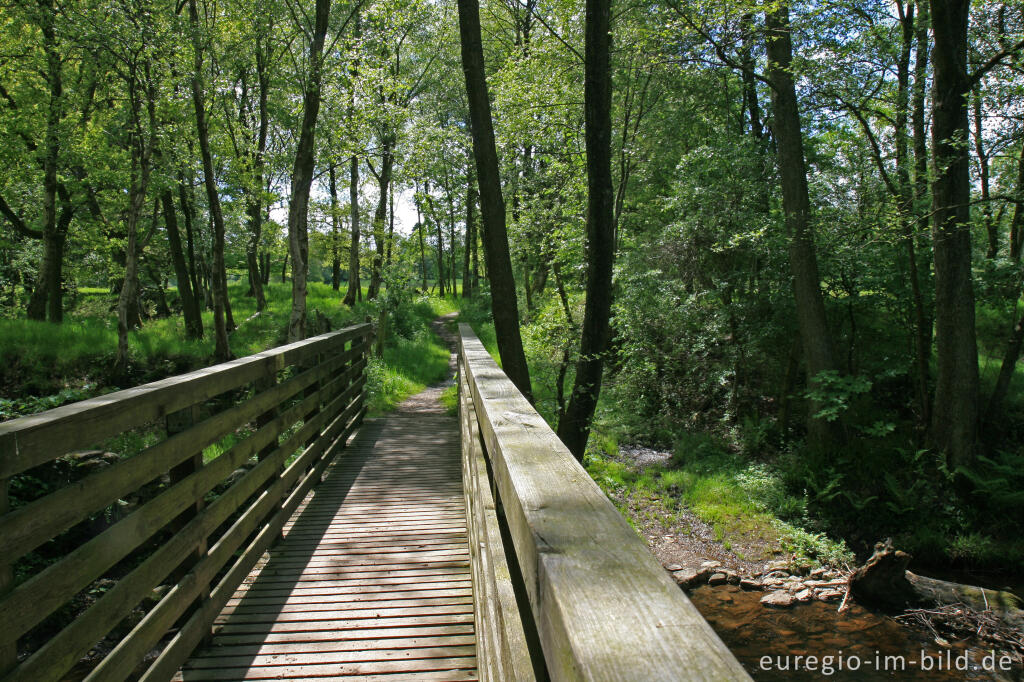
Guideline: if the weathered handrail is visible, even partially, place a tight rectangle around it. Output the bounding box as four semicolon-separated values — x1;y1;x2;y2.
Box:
458;324;751;681
0;322;373;681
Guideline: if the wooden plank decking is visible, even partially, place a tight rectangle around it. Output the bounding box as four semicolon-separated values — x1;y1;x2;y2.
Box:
176;399;478;681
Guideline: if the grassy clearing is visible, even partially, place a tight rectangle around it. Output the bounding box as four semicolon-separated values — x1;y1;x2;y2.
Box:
0;283;460;422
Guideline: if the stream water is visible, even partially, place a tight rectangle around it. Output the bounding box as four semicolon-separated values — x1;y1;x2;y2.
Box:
688;585;1023;681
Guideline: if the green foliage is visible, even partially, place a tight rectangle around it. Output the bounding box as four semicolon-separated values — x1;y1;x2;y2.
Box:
804;371;872;422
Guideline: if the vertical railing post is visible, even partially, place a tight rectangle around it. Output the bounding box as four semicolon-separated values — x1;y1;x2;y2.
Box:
0;476;15;676
360;318;374;423
302;351;323;450
167;404;205;577
166;402;210;646
254;364;279;462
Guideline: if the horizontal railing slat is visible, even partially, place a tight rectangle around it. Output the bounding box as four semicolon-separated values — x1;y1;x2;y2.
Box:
0;322;372;682
0;326;364;477
0;342;364;563
459;324;750;682
0;358;362;649
135;385;365;682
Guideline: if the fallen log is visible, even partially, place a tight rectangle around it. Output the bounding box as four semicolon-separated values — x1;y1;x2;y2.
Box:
850;540;1023;629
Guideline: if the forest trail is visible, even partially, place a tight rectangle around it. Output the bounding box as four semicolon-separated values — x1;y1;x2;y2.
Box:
176;313;477;680
397;312;460;413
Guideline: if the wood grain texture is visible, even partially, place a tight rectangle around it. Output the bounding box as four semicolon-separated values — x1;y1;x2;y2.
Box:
1;326;372;682
174;398;477;681
0;324;369;477
460;357;536;682
459;324;750;682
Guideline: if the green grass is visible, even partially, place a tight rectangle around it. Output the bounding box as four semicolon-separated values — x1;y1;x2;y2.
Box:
585;434;855;567
366;330;451;414
439;384;458;416
0;282;463;420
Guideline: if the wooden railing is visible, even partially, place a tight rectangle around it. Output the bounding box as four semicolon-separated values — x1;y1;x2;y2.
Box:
458;324;751;681
0;322;373;682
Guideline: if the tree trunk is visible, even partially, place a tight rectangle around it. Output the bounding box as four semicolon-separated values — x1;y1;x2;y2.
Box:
115;149;150;376
387;180;395;268
162;190;203;338
220;260;234;331
189;0;230;362
343;155;362;305
912;0;933;354
448;187;457;294
1009;143;1024;262
472;207;480;288
367;140;393;301
462;165;475;298
427;189;446;297
986;144;1024;419
28;0;64;323
555;0;614;461
972;89;996;259
765;3;842;448
178;175;202;302
896;1;930;426
457;0;532;399
928;0;978;469
415;184;428;291
245;40;269;312
286;0;331;341
740;13;763;139
329;164;342;291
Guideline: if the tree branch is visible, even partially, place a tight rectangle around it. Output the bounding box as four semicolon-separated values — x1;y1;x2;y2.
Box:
0;193;42;239
968;37;1024;88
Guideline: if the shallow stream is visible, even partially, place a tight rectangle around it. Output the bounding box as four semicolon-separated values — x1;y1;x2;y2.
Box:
688;585;1022;681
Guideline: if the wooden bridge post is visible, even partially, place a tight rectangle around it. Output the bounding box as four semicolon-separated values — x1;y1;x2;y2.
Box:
0;476;14;676
254;369;278;462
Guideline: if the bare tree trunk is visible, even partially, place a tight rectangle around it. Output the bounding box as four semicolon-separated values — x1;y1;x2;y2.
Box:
28;0;64;323
765;2;842;448
244;44;270;312
896;1;930;426
329;164;341;291
116;145;151;375
973;88;996;259
740;13;763;139
457;0;532;399
366;140;393;300
447;185;457;294
343;155;362;305
986;146;1024;419
427;188;446;297
462;165;475;298
189;0;230;361
415;184;428;291
286;0;331;341
220;261;234;331
912;0;933;357
178;175;202;302
928;0;978;468
556;0;614;461
162;190;203;338
387;178;395;268
1010;144;1024;262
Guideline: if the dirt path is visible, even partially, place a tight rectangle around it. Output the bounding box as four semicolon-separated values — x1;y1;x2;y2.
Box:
393;312;459;414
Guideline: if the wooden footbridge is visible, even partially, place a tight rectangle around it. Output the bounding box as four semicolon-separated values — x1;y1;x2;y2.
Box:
0;321;749;681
